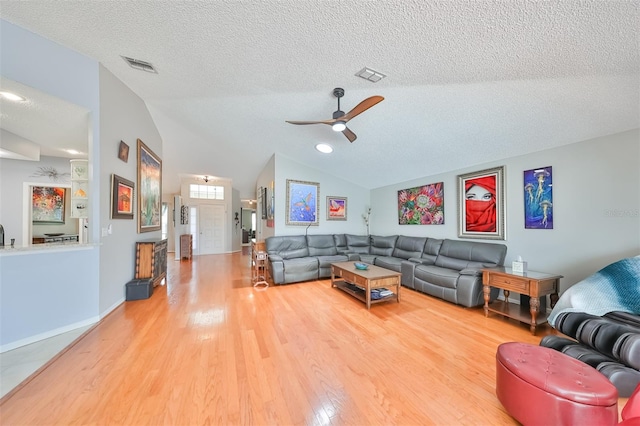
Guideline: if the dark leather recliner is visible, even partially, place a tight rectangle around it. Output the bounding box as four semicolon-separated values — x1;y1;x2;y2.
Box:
540;311;640;397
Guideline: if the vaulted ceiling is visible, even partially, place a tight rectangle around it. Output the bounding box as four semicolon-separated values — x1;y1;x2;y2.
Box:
1;1;638;199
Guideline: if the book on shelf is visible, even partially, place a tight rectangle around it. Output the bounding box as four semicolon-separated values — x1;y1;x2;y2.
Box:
371;288;393;300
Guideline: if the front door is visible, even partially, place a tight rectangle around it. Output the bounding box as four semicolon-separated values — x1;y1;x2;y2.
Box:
198;204;225;255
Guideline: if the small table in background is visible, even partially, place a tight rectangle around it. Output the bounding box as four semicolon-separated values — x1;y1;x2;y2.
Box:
482;267;562;335
252;250;268;289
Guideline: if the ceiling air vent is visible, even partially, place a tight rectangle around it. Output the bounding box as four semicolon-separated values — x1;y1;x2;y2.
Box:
355;67;386;83
121;56;158;73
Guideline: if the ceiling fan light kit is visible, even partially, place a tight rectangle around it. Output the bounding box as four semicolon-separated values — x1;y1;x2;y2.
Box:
286;87;384;143
332;121;346;132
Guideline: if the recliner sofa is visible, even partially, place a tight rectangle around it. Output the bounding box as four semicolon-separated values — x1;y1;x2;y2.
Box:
404;239;508;307
540;311;640;397
265;233;507;307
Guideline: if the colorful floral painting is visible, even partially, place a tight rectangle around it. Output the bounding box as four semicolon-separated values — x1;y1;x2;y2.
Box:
524;166;553;229
398;182;444;225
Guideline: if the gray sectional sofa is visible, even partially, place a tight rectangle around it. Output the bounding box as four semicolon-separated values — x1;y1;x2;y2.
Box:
265;234;507;307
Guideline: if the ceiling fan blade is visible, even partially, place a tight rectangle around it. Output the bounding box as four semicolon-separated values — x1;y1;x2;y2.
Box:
342;127;357;142
342;95;384;122
285;119;335;125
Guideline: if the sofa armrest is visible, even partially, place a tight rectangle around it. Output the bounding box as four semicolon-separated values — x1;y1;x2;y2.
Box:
460;268;482;276
268;255;284;284
400;260;417;288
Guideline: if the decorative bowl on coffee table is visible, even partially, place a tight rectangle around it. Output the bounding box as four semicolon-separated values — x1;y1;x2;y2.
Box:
354;262;368;270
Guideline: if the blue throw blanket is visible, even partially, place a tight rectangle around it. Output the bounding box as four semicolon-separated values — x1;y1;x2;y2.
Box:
548;256;640;327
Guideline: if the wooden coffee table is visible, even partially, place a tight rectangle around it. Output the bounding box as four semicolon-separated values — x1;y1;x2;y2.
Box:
330;261;401;309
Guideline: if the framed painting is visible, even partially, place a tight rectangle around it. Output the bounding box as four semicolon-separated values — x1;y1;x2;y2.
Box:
457;166;505;240
524;166;553;229
398;182;444;225
327;196;347;220
32;186;66;223
267;181;275;220
118;140;130;163
111;174;134;219
285;179;319;226
137;139;162;233
262;186;268;219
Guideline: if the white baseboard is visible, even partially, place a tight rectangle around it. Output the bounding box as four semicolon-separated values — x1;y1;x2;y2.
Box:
0;316;99;353
0;298;125;353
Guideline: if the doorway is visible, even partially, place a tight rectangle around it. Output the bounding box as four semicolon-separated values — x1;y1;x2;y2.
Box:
241;208;256;244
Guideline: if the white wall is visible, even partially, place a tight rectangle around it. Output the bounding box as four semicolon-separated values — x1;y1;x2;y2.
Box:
371;130;640;291
98;65;163;314
231;188;242;252
0;20;101;350
270;153;371;236
256;154;276;240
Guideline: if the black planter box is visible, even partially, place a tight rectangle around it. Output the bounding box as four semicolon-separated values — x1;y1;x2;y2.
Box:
125;278;153;301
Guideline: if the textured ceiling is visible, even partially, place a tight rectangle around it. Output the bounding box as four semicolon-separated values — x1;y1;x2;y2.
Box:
1;1;638;199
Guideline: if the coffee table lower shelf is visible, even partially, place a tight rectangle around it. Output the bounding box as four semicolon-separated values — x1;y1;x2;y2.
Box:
333;280;398;307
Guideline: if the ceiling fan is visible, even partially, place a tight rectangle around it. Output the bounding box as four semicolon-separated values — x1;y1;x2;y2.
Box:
286;88;384;143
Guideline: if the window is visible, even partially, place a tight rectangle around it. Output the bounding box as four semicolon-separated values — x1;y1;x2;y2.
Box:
189;184;224;200
190;206;198;252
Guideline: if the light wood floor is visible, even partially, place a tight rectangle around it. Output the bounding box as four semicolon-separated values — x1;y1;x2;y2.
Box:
0;248;617;425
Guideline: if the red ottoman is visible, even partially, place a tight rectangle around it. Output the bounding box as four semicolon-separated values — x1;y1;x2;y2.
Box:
496;342;618;426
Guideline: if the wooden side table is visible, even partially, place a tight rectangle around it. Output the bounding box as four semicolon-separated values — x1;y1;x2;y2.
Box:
482;267;562;335
252;250;269;289
180;234;193;260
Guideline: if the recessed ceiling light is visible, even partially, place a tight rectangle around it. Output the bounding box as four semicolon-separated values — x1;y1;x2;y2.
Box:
66;149;80;155
0;91;26;102
315;143;333;154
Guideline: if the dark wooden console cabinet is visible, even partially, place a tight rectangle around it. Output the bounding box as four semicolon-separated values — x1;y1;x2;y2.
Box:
135;239;167;286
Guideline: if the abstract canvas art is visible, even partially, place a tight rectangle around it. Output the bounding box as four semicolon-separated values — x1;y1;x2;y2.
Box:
32;186;65;223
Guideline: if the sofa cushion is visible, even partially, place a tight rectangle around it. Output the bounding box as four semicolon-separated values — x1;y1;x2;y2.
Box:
414;264;460;289
333;234;348;253
374;256;404;272
358;254;377;264
281;257;318;283
316;254;349;268
307;234;338;256
370;235;398;256
421;238;443;264
434;239;507;271
266;235;309;259
392;235;427;260
345;234;370;254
